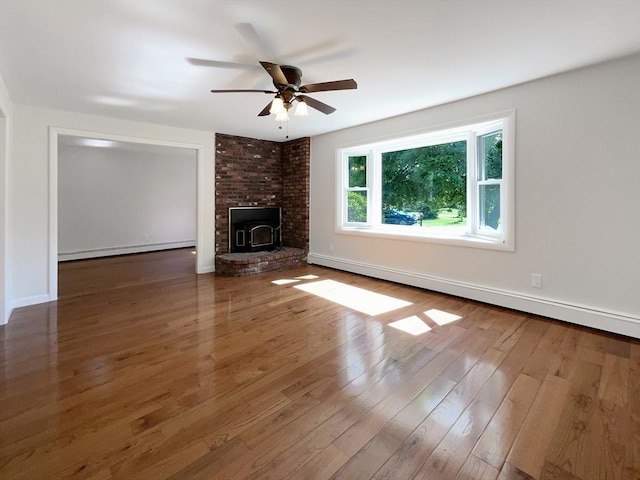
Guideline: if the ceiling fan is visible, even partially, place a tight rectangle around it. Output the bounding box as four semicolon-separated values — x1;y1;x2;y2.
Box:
210;61;357;120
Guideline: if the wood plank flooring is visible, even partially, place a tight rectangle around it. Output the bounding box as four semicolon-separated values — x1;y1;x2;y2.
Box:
1;248;638;480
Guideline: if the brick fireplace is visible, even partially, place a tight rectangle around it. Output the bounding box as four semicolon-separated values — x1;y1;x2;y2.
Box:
214;133;309;276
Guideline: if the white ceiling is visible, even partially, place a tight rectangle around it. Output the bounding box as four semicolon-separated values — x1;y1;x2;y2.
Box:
1;0;639;142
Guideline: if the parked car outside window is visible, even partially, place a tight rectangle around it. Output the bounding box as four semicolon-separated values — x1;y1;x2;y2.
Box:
384;209;417;225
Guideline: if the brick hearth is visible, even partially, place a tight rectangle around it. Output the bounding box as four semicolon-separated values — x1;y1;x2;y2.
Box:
215;247;307;277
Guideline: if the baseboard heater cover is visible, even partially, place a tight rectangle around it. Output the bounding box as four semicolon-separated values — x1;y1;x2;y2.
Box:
58;241;195;261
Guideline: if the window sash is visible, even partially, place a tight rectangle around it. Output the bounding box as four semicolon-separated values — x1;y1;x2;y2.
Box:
343;153;370;225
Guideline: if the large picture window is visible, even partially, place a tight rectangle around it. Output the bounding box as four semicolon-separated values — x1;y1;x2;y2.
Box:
337;112;514;250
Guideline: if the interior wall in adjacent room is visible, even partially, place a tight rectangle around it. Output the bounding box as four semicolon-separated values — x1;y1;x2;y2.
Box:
58;141;196;260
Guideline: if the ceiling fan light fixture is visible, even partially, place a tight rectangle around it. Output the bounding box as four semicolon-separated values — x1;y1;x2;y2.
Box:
294;99;309;117
270;96;285;114
275;111;289;122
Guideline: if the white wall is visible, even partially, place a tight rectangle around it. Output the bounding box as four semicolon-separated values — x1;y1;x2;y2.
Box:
58;142;196;260
309;55;640;338
11;106;215;308
0;73;14;325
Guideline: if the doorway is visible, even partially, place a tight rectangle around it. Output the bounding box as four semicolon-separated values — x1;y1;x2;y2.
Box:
49;128;205;301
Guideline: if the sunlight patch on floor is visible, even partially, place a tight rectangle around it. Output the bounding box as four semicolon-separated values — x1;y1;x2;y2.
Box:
389;315;432;336
425;308;462;326
272;275;319;285
271;279;300;285
294;279;412;316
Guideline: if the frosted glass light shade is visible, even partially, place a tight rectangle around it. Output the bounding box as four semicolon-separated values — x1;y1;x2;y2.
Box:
270;97;285;114
294;99;309;116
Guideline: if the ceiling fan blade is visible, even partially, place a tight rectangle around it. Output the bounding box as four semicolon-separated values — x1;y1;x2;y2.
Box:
299;79;358;93
294;48;356;67
281;39;341;64
236;23;276;59
259;61;289;87
210;89;276;94
187;58;258;70
297;95;336;115
258;102;273;117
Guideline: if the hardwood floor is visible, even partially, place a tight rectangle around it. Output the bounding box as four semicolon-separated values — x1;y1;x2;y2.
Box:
1;249;638;480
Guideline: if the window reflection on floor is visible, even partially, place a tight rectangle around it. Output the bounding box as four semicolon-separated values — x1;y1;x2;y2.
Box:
293;279;412;316
271;274;463;336
424;308;462;326
271;278;300;285
389;315;432;335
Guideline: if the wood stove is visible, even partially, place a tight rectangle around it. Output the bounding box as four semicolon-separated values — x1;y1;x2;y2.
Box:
229;207;281;253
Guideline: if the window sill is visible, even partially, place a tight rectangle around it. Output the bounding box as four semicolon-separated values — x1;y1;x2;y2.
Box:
337;225;513;251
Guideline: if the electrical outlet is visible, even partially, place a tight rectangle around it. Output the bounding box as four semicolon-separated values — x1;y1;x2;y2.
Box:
531;273;542;289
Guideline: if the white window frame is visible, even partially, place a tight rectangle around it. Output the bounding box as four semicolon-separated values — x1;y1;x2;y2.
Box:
342;151;371;226
336;111;515;251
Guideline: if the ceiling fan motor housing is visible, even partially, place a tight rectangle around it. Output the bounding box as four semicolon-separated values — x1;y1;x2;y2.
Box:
276;66;302;109
278;65;303;89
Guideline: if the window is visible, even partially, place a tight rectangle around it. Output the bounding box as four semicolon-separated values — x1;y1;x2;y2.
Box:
337;111;514;250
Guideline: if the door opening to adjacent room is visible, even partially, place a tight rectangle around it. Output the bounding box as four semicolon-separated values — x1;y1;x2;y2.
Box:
50;129;203;300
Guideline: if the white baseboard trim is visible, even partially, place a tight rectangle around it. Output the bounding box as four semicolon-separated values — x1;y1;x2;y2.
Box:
307;253;640;339
12;294;51;309
58;241;196;262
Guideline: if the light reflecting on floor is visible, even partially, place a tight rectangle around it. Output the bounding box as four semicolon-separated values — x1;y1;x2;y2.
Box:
389;315;432;335
424;308;462;326
271;274;319;285
271;278;300;285
294;279;412;316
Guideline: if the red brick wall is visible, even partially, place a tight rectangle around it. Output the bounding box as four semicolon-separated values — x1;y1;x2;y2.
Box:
282;137;310;251
215;133;309;255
